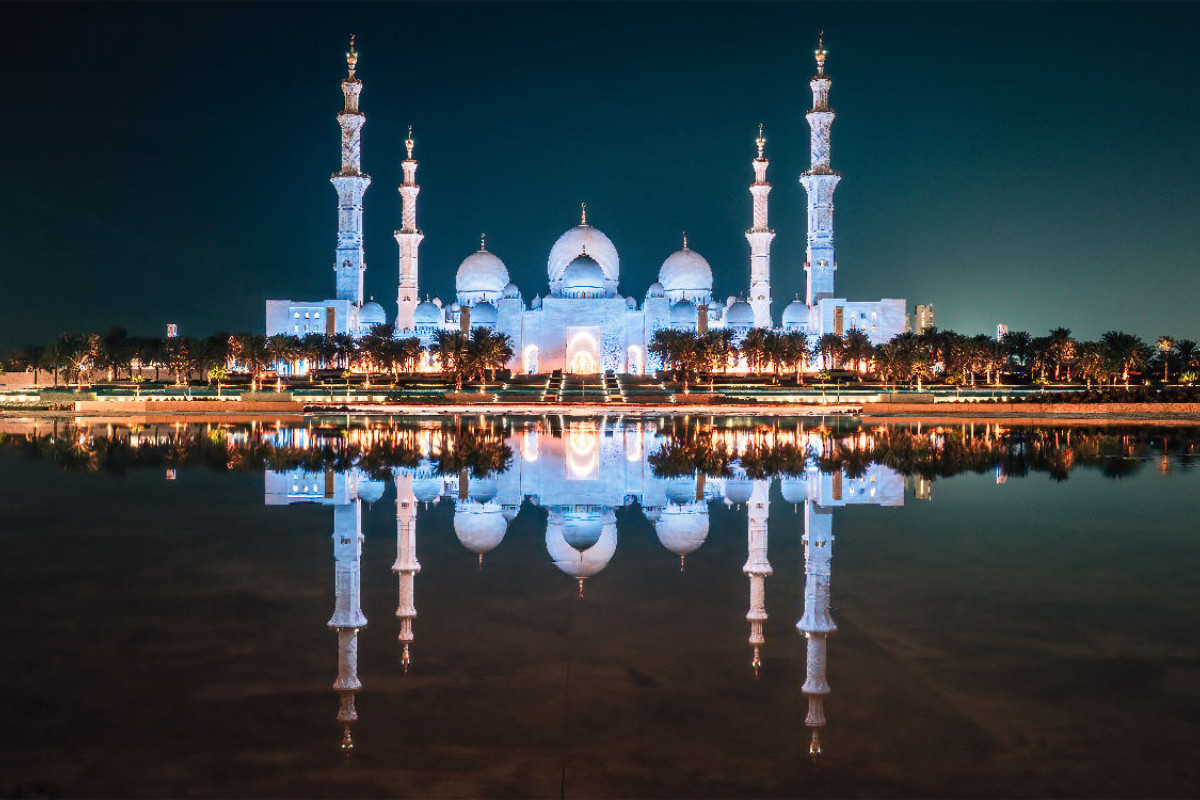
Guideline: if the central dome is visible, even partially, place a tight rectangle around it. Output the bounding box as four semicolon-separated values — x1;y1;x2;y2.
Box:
549;224;619;285
457;248;509;299
561;255;608;297
659;247;713;297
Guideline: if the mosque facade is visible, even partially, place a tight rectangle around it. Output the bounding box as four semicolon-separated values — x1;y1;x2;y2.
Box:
265;36;907;373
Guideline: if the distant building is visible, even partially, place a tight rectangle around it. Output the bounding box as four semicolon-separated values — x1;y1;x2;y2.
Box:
266;35;907;371
996;323;1009;341
913;304;935;335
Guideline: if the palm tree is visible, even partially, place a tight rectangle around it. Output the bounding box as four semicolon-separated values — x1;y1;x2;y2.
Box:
1047;328;1076;382
842;329;873;376
816;333;844;371
267;334;301;377
701;329;737;375
163;337;192;386
432;329;469;389
1099;331;1149;387
1155;336;1175;383
97;327;131;381
739;328;770;375
1173;339;1198;380
396;337;424;375
779;331;811;383
20;344;48;385
464;328;514;382
1000;331;1033;382
230;334;270;387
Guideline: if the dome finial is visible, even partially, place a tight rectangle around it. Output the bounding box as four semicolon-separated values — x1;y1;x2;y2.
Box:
401;643;411;673
815;31;827;77
756;123;766;159
581;243;588;256
347;34;358;78
581;202;588;226
682;231;689;250
405;125;414;159
480;232;486;251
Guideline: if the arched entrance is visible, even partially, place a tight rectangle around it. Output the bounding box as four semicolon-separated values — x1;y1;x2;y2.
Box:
570;351;598;374
523;345;539;374
566;330;600;375
627;346;643;375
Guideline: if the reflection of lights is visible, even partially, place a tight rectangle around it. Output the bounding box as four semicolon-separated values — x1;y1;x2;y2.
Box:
522;430;539;463
566;422;599;479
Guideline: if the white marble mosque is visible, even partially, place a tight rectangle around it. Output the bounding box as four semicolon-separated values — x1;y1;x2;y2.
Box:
263;418;905;754
265;35;907;374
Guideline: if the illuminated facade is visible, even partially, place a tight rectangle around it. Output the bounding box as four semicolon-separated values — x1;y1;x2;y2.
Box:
265;36;908;369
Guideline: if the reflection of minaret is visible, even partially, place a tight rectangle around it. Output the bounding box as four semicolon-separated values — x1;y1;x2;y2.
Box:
393;474;420;671
743;480;772;673
797;499;836;758
329;499;367;751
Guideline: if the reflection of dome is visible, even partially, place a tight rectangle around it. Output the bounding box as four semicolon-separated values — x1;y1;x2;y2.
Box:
659;248;713;295
655;505;710;555
561;510;604;550
457;249;510;296
561;255;608;297
782;478;808;505
549;225;619;284
669;299;697;325
414;301;441;325
468;476;497;503
665;478;699;505
413;477;442;503
454;503;508;554
470;300;498;325
358;301;387;329
355;477;387;504
501;504;520;522
643;506;662;523
725;300;754;327
782;300;808;327
724;478;753;505
546;511;618;579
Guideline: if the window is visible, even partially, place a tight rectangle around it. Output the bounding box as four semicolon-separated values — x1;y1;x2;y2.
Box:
294;312;300;319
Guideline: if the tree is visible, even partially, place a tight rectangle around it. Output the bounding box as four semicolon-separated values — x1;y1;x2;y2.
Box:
739;328;770;374
1000;331;1033;382
1173;339;1198;380
842;329;873;376
1047;327;1076;382
779;331;812;383
230;334;270;387
1155;336;1175;383
432;329;469;390
97;327;131;381
267;334;301;377
816;333;844;371
1099;331;1149;387
20;344;49;385
463;328;514;382
700;329;737;375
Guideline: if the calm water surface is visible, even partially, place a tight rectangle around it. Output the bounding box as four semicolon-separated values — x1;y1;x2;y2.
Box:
2;416;1199;798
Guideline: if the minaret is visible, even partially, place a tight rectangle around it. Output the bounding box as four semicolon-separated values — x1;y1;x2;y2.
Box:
742;479;772;674
746;125;776;328
394;127;423;331
329;500;368;751
797;499;836;758
332;36;371;307
393;473;421;671
800;32;840;308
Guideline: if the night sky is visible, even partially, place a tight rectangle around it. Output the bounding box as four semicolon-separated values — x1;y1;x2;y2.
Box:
2;2;1198;350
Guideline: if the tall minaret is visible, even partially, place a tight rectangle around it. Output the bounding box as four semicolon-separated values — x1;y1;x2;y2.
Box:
393;473;421;671
332;36;371;307
329;500;368;751
746;125;776;328
742;479;773;673
800;33;840;308
797;499;836;758
394;127;423;331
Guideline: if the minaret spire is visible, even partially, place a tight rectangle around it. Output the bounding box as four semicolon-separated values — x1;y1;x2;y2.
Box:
801;31;840;309
332;36;371;308
394;124;423;331
746;125;776;328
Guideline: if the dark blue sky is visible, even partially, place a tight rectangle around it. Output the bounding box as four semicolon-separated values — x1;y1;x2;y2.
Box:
2;2;1198;349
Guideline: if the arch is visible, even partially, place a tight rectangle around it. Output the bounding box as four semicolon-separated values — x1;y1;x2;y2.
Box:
523;345;540;374
566;330;600;375
626;345;643;376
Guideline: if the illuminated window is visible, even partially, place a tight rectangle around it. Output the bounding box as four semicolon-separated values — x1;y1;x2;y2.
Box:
294;312;300;319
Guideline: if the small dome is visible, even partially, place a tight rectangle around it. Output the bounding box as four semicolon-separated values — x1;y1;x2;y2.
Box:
561;255;607;296
414;301;441;325
457;249;510;296
358;301;387;329
469;301;498;325
782;478;808;505
724;478;754;505
549;224;619;284
782;300;808;326
725;300;754;326
646;282;666;299
658;248;713;294
669;299;698;325
655;506;710;555
413;477;443;502
502;282;521;299
355;477;387;504
454;504;508;554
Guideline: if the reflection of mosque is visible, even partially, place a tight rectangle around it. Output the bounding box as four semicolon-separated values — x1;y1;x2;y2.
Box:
264;419;905;754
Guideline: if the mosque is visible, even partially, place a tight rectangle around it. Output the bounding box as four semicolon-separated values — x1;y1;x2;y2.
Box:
266;35;907;373
263;417;905;754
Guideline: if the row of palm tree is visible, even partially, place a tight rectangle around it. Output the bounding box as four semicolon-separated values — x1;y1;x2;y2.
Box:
3;325;514;389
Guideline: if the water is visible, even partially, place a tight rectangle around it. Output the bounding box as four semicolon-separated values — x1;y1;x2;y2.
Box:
2;416;1199;798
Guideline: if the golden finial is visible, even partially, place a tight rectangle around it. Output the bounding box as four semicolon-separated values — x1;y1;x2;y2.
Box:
405;125;414;159
756;123;766;159
815;31;827;76
478;552;483;571
577;578;585;598
341;725;354;752
752;646;762;677
581;243;588;256
401;643;411;673
682;231;689;250
580;202;588;226
347;34;358;78
480;232;486;251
